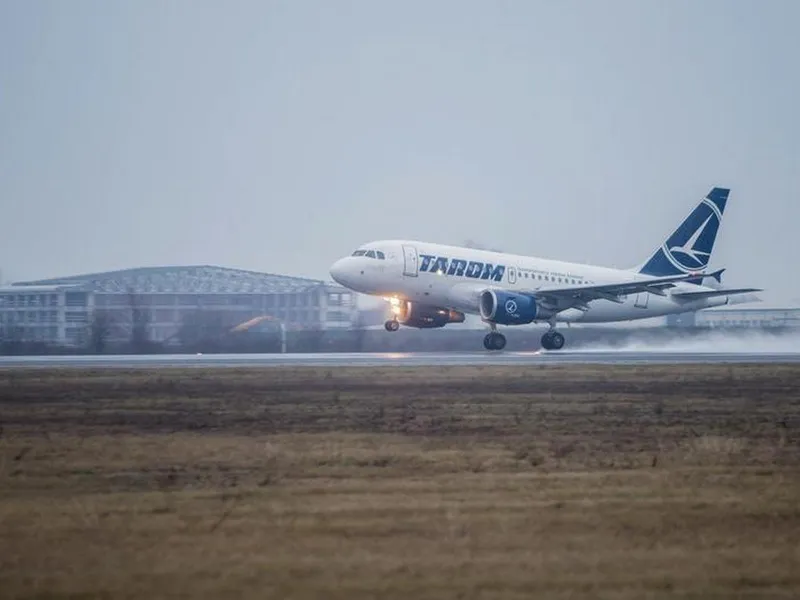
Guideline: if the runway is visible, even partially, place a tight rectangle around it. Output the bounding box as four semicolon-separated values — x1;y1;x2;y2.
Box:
2;350;800;368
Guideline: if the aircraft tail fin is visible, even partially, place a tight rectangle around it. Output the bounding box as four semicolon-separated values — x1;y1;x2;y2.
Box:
635;187;729;285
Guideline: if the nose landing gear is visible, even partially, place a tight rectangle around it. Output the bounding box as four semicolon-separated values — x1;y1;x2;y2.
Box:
384;319;400;332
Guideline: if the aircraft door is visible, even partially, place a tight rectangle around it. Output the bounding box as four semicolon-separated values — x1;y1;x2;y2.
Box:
634;292;649;308
508;267;517;285
402;245;419;277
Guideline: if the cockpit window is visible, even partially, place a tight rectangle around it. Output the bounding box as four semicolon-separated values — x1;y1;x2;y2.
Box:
351;248;386;259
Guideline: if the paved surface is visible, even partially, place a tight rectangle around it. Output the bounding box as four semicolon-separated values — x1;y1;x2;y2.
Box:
2;350;800;368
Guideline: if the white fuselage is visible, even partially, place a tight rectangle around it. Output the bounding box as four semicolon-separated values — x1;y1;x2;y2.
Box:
329;240;730;324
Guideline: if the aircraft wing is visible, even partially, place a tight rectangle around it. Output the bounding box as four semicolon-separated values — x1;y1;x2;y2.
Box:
515;270;725;309
670;287;762;301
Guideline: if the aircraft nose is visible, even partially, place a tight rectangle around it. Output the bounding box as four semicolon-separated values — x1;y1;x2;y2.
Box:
329;258;348;285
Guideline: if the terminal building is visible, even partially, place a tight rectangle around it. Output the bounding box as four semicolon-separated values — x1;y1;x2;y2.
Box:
0;265;357;347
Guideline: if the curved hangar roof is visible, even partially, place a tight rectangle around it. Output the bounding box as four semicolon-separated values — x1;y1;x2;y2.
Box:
13;265;329;295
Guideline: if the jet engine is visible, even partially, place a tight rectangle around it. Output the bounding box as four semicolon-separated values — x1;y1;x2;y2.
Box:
479;290;553;325
396;301;466;329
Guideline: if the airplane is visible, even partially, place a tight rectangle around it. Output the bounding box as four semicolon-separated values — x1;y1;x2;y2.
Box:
329;187;761;350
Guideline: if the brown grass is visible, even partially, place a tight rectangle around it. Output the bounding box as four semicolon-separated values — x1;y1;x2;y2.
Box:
1;364;799;599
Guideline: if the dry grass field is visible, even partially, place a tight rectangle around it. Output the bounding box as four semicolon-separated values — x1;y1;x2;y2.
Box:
1;363;799;599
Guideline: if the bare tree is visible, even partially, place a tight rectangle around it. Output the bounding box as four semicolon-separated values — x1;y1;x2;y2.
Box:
304;323;326;352
127;288;151;353
0;322;25;355
177;309;226;351
88;309;115;354
291;323;326;353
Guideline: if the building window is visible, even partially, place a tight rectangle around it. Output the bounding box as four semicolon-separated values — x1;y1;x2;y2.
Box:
65;292;88;307
106;295;127;307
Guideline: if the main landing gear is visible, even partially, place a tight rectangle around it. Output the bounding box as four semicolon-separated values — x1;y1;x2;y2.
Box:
483;331;506;351
384;319;400;332
483;329;564;351
483;323;506;351
540;330;565;350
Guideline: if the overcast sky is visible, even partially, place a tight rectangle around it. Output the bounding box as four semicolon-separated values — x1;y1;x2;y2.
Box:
1;0;798;303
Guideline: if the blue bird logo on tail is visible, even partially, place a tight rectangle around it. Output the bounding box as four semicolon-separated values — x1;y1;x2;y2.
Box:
637;187;728;282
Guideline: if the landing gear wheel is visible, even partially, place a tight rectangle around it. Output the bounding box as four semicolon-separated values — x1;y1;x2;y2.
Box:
540;331;565;350
549;331;565;350
384;319;400;332
483;332;506;351
494;333;507;350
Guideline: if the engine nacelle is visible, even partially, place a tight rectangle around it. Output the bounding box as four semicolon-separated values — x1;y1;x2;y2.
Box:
479;290;542;325
397;301;466;329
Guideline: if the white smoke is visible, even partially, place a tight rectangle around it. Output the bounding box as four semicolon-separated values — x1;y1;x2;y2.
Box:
578;328;800;354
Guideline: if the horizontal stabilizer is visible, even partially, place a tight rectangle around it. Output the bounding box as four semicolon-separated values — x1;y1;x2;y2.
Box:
688;267;726;286
671;288;762;301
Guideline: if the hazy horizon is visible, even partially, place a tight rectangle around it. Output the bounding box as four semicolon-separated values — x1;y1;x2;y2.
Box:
2;1;798;304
